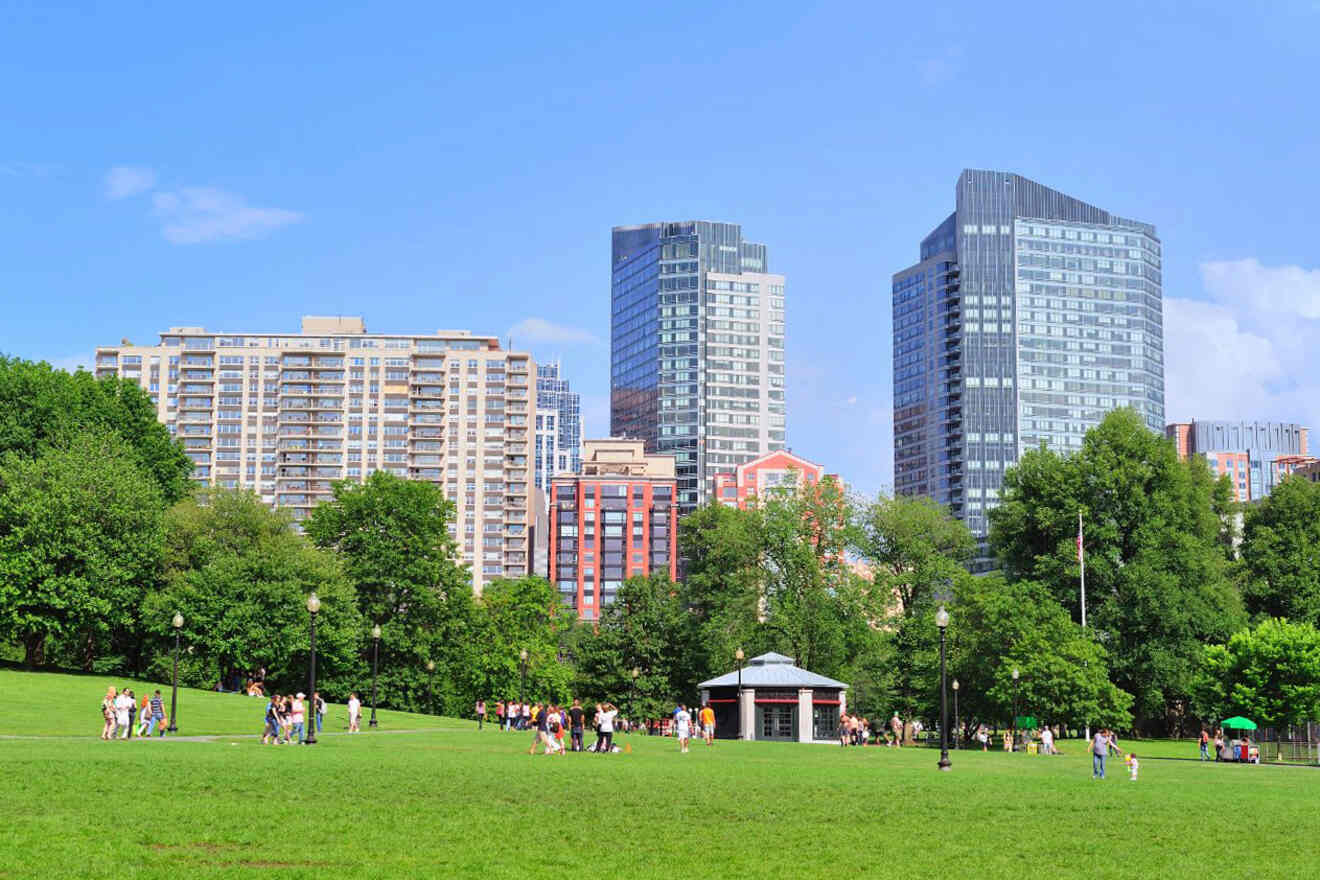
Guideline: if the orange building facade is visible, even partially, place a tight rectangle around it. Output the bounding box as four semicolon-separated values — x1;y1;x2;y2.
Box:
549;439;677;620
712;449;836;509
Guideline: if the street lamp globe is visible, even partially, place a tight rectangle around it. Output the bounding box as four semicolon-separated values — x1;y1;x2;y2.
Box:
1012;667;1020;681
172;612;184;629
519;648;528;662
426;660;436;673
631;667;640;680
371;624;382;640
952;678;959;691
735;647;745;662
306;592;321;614
935;605;950;629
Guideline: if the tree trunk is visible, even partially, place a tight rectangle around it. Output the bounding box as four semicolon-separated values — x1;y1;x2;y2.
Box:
82;630;96;672
22;633;46;667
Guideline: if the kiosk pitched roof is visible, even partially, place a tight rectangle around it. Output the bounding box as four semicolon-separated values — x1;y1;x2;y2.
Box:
699;652;848;690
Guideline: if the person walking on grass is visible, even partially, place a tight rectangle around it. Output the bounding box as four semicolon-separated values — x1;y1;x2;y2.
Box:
1092;728;1110;779
137;693;153;738
475;698;486;731
700;703;716;746
291;693;307;744
148;690;165;737
101;687;117;740
1040;725;1055;755
314;692;325;734
114;688;132;739
262;694;279;745
1199;728;1210;761
675;704;692;753
347;693;361;733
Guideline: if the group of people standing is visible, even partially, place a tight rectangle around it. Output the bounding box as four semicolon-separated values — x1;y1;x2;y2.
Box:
523;700;619;755
100;686;167;740
260;692;327;745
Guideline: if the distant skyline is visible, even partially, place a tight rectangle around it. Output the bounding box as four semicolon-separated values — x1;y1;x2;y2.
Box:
3;2;1319;496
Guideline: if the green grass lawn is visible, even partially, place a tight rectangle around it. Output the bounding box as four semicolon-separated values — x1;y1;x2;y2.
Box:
0;669;1314;879
0;667;460;737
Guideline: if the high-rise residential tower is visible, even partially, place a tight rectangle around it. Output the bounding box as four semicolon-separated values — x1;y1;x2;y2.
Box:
611;221;786;514
892;171;1164;543
95;316;535;593
534;361;582;498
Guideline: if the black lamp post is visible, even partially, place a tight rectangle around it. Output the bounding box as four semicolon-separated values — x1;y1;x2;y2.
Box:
952;678;960;750
1011;666;1020;751
167;612;183;733
735;647;745;741
630;666;640;727
305;592;321;745
518;648;528;712
426;660;436;715
369;624;381;729
936;605;951;772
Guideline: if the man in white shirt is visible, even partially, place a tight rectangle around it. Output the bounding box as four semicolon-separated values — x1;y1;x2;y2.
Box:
674;704;692;753
1041;726;1055;755
114;690;132;739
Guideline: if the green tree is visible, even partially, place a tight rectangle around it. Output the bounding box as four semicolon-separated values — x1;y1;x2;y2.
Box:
0;356;192;503
1192;618;1320;729
145;489;362;696
758;476;858;676
0;431;164;667
943;575;1132;734
304;472;474;714
1240;476;1320;625
574;572;694;719
678;502;764;679
851;493;976;615
468;576;574;707
989;409;1244;732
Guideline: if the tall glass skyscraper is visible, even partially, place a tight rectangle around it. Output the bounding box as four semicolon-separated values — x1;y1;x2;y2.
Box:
611;221;786;514
534;360;582;496
893;170;1164;542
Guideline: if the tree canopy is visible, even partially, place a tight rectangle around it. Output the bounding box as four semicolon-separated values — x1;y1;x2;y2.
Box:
990;409;1244;731
0;431;165;668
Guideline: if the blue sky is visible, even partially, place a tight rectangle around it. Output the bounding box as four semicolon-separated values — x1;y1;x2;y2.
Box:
4;1;1319;494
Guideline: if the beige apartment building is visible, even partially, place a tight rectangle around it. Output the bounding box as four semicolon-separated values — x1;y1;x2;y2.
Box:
94;316;535;593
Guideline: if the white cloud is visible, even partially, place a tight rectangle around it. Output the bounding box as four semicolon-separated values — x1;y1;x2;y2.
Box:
151;187;302;244
104;166;156;199
1164;258;1320;429
507;317;600;346
1201;258;1320;320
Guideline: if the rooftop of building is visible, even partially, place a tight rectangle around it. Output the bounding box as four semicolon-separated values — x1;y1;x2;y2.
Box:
699;652;848;690
96;316;516;352
554;437;676;480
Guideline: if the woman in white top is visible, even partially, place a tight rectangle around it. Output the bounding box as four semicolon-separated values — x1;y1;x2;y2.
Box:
347;693;361;733
596;702;617;753
114;690;132;739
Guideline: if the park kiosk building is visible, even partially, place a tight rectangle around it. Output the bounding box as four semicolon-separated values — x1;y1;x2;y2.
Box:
699;652;848;743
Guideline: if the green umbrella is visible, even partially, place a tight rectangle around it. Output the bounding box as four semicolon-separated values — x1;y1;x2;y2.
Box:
1222;716;1257;730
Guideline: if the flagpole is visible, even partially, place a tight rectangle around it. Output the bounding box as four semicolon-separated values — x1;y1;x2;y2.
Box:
1079;508;1090;743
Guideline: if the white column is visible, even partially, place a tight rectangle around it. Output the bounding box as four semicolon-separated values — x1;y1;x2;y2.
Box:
700;688;710;706
739;688;756;740
798;688;813;742
838;688;847;717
